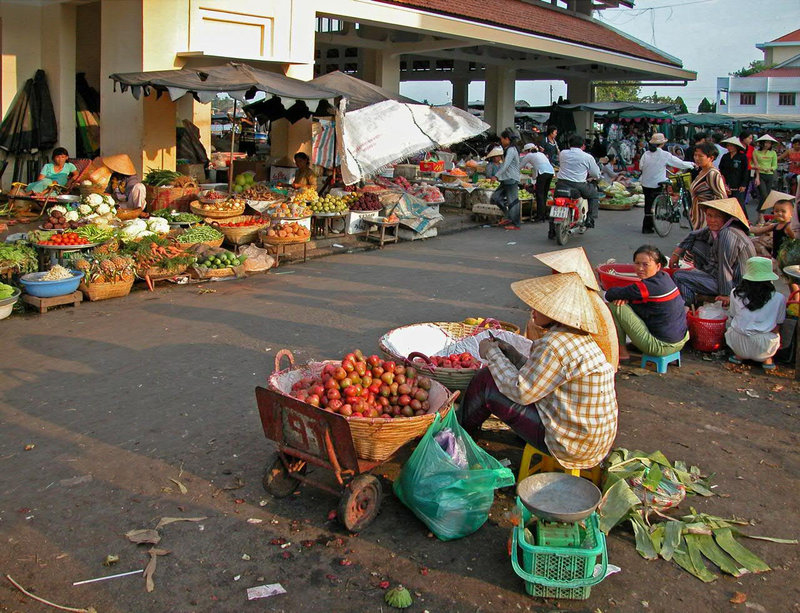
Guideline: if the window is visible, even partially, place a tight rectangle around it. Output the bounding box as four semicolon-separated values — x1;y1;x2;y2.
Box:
315;18;343;33
739;92;756;105
779;92;796;106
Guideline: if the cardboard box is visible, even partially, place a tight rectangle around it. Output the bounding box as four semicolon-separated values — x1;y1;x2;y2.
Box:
346;210;380;234
270;166;297;183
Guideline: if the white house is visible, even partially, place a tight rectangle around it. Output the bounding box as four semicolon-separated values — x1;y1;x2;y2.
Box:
717;28;800;116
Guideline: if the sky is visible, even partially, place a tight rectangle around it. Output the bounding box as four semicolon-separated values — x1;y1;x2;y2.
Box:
398;0;800;110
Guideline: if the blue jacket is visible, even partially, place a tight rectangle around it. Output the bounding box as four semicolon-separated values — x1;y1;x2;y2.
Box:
605;270;688;343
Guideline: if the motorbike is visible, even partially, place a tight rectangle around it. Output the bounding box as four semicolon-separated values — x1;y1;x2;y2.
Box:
549;185;590;246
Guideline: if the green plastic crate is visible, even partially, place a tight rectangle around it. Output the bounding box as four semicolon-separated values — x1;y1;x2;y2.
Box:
510;498;607;600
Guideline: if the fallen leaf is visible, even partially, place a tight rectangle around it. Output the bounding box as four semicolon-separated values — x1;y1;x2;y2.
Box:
155;516;207;530
23;444;35;451
143;548;170;592
169;478;188;494
222;477;245;490
730;592;747;604
125;529;161;545
102;554;119;566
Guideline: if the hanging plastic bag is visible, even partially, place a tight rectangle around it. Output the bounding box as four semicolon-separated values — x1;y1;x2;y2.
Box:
393;410;515;541
696;301;727;321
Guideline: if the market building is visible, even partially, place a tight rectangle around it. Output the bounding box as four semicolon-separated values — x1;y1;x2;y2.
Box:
0;0;694;186
717;28;800;116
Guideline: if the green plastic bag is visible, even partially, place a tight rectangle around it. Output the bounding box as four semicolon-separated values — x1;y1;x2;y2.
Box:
393;410;515;541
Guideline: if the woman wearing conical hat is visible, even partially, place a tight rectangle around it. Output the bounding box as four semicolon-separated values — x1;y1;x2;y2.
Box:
461;273;618;471
83;154;146;210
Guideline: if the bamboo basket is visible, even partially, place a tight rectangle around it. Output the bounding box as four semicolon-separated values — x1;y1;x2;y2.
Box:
378;320;521;391
79;184;105;197
598;200;633;211
189;266;237;279
146;182;199;212
191;201;245;219
79;277;134;301
137;263;189;281
267;350;458;461
115;207;143;221
212;216;270;245
259;230;311;246
177;237;224;251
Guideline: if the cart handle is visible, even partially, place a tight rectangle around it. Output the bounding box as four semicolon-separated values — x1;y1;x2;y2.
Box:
274;349;295;372
405;351;436;373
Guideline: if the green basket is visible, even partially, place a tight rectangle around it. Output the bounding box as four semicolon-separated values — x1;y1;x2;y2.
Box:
510;499;607;600
669;172;692;191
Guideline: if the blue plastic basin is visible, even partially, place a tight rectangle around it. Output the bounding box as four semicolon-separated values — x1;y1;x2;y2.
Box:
20;270;84;298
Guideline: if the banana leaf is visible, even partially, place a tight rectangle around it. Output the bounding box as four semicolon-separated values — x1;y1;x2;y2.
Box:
695;533;746;577
714;528;770;573
684;534;719;582
643;464;663;491
650;524;665;552
598;478;641;533
672;544;716;583
631;514;659;560
660;520;683;561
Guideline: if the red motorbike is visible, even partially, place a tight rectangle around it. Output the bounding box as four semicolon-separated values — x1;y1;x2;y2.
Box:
548;185;590;246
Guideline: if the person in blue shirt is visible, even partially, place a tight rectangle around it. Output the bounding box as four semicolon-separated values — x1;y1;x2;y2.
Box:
605;245;689;361
26;147;77;194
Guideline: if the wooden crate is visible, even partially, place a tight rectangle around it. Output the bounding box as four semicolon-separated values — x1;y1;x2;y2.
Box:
22;291;82;313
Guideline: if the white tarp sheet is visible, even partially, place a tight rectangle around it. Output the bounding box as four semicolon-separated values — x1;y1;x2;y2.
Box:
339;100;489;185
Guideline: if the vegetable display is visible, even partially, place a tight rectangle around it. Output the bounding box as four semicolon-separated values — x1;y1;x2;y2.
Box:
150;209;203;224
43;208;83;230
38;232;90;247
42;265;75;281
119;217;170;241
143;169;182;187
178;226;224;244
290;350;433;419
74;254;135;283
192;197;246;213
0;243;38;273
308;193;355;213
263;222;310;240
76;193;117;224
216;217;267;228
75;225;116;244
425;352;482;370
0;282;16;299
198;251;242;269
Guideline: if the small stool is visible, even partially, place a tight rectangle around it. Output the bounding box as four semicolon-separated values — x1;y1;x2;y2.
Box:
640;351;681;374
518;443;603;485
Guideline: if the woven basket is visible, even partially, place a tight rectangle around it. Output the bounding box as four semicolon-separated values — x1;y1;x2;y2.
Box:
116;207;143;221
177;237;224;251
267;350;458;461
79;277;134;301
378;320;521;391
599;200;633;211
79;184;105;197
189;266;237;279
260;230;311;246
191;201;245;219
212;216;270;245
146;183;199;212
138;263;189;281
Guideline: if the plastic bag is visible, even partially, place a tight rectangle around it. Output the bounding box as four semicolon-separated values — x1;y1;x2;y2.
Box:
697;301;727;320
393;410;515;541
433;428;468;469
239;244;275;273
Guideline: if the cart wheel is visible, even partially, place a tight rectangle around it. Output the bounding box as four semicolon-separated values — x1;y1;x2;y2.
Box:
263;457;304;498
338;475;382;532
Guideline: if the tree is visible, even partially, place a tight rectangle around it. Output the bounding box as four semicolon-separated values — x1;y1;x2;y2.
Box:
674;96;689;115
730;60;773;77
697;98;717;113
594;84;641;102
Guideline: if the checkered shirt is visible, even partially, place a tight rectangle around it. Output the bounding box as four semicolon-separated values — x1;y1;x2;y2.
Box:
486;324;618;469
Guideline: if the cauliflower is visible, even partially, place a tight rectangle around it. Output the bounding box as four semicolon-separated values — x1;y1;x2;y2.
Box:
120;219;147;239
145;217;170;234
64;210;79;222
49;205;67;215
96;203;110;215
78;204;92;215
102;194;115;206
87;193;104;206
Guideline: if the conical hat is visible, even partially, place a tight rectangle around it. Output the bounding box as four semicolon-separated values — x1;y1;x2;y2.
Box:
760;189;795;211
511;273;600;334
101;154;136;176
756;134;778;144
84;157;112;189
588;291;619;371
700;197;749;229
533;247;600;291
721;136;745;150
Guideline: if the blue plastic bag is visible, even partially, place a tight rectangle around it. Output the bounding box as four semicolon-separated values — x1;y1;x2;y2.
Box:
393;409;515;541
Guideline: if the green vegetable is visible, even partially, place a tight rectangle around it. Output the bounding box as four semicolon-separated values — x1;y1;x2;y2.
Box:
150;209;203;223
178;226;223;244
143;169;182;187
384;586;412;609
0;282;16;299
75;225;115;244
0;243;38;274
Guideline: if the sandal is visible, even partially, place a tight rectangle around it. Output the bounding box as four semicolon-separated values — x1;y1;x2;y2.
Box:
762;362;776;371
728;356;743;364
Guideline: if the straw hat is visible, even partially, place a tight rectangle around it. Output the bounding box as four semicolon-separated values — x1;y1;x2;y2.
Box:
101;154;137;176
756;134;778;144
742;257;779;282
485;146;504;159
760;189;796;211
721;136;745;150
533;247;601;291
649;133;667;145
522;143;536;152
511;273;600;334
699;197;749;229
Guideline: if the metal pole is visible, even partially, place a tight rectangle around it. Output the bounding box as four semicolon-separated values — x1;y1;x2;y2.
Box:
228;100;237;193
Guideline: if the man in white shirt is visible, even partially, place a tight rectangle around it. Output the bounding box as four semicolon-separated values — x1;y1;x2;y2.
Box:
520;143;555;222
554;134;601;230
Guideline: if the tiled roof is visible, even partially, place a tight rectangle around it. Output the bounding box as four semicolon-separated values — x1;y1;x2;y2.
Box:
749;67;800;78
374;0;682;66
770;29;800;43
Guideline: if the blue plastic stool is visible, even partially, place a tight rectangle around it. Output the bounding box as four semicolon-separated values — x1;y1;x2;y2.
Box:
640;351;681;373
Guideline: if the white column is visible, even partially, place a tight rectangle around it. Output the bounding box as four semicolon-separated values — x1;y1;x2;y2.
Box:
451;79;469;110
484;66;516;134
565;78;594;138
40;3;76;154
362;50;400;93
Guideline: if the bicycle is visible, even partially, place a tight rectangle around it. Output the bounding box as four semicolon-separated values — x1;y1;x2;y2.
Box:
652;171;693;237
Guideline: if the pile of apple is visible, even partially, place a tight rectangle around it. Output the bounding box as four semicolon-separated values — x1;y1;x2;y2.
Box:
427;352;483;370
290;350;433;419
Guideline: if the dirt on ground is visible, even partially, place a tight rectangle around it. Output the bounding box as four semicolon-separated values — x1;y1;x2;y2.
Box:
1;218;799;613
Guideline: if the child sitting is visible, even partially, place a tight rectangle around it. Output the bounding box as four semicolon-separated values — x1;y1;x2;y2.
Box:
750;190;795;259
722;256;786;370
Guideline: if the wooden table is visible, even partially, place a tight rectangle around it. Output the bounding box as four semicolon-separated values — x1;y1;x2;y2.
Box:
311;213;347;238
264;240;309;267
22;291;82;313
363;220;399;248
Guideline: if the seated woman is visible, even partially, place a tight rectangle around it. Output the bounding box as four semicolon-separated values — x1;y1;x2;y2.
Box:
461;273;618;471
84;154;146;210
291;152;317;191
599;153;627;184
605;245;689;361
483;146;504;179
671;197;756;306
26;147;77;194
721;257;786;370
